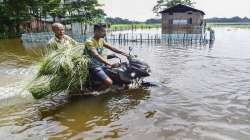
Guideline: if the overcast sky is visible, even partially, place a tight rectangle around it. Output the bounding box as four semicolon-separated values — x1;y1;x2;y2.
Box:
99;0;250;21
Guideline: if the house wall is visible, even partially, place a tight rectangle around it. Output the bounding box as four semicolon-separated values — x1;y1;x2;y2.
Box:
162;11;204;34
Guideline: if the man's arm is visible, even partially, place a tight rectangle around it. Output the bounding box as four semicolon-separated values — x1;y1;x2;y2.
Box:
104;44;129;57
90;48;112;66
65;35;79;47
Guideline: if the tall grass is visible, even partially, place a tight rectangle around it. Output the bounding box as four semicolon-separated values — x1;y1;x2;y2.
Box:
27;46;90;99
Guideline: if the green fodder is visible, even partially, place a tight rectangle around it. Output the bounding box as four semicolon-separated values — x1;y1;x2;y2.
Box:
28;77;52;99
28;46;90;99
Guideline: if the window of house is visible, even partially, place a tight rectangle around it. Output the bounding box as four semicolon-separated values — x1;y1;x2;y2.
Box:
173;19;188;25
188;18;192;24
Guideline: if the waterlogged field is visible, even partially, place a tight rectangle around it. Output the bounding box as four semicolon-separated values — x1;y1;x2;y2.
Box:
109;23;250;31
0;28;250;140
208;22;250;29
109;24;161;31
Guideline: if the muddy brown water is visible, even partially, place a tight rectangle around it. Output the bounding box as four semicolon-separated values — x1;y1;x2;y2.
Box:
0;28;250;140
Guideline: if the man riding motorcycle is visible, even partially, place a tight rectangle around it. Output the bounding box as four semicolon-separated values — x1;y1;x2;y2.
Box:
84;24;129;91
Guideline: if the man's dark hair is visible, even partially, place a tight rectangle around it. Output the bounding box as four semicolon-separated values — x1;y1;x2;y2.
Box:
94;24;107;32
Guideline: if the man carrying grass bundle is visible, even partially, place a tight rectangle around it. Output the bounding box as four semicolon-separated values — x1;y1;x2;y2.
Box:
85;24;129;91
28;22;89;99
47;23;79;51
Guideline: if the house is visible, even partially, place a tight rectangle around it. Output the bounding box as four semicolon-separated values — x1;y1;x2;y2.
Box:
160;4;206;34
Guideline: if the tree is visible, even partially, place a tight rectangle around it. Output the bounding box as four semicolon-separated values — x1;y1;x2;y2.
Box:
145;18;161;24
64;0;106;34
0;0;32;34
41;0;64;22
0;0;106;37
106;17;133;24
153;0;195;15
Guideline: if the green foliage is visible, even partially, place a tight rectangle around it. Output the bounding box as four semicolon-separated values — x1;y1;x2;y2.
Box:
0;0;105;38
28;77;53;99
65;0;106;24
153;0;195;14
28;46;90;99
0;0;31;35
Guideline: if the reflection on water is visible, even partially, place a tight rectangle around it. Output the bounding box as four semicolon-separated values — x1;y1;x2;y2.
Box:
0;28;250;140
0;88;151;139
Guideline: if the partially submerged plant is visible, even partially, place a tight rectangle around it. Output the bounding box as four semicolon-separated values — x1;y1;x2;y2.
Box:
27;46;90;99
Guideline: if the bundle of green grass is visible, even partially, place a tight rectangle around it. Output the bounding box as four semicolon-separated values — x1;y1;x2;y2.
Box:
28;46;90;99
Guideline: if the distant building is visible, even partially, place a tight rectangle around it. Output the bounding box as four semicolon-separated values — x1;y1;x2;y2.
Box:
160;4;206;34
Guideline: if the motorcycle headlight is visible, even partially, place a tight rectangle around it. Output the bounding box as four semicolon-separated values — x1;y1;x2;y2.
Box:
130;72;136;78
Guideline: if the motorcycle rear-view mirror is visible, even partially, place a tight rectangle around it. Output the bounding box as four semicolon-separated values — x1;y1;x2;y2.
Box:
129;46;134;55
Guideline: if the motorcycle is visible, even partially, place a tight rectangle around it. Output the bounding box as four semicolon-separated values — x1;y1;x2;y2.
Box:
85;47;151;91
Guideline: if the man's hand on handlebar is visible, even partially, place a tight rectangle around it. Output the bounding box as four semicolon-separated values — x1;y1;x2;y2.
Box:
127;55;137;60
111;63;121;68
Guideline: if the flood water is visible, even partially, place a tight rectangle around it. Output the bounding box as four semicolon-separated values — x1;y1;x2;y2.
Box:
0;28;250;140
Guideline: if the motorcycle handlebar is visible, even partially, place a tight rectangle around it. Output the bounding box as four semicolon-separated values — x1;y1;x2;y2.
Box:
107;53;138;64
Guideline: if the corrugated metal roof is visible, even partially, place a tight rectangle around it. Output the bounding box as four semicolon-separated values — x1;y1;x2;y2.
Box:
160;4;205;15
